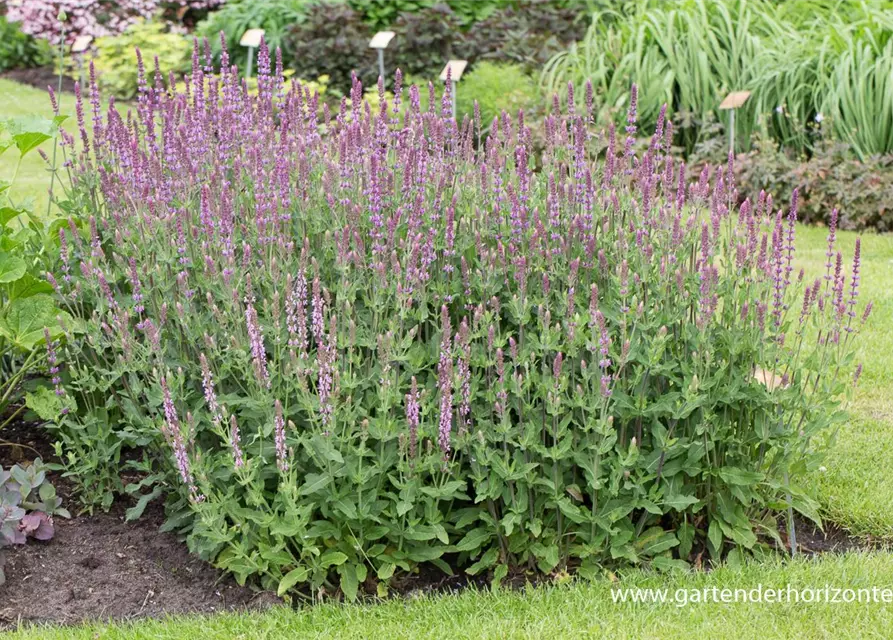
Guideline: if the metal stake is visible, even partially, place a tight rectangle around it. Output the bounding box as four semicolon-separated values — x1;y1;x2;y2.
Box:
451;80;457;121
377;49;386;87
245;46;255;79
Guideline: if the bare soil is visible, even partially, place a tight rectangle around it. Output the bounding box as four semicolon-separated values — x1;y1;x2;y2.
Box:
0;418;277;630
0;416;882;629
1;66;77;94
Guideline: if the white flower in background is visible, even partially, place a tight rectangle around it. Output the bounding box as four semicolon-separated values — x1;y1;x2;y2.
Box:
815;112;824;122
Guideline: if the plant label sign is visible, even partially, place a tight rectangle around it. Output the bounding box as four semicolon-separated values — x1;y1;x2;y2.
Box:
71;35;93;54
369;31;396;50
440;60;468;82
719;90;752;110
240;28;266;48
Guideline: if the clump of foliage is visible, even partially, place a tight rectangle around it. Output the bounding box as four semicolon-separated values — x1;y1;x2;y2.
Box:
287;3;374;94
0;16;52;72
460;0;587;70
0;114;71;432
456;62;538;135
7;0;222;44
195;0;314;66
90;20;193;100
51;43;868;600
349;0;500;30
0;459;69;584
729;138;893;232
388;3;463;80
543;0;893;159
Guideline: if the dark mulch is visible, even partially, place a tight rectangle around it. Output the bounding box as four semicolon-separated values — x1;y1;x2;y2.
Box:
0;418;278;630
1;66;77;94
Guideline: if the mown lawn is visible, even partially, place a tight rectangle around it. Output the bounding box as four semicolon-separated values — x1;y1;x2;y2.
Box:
3;78;892;638
9;553;893;639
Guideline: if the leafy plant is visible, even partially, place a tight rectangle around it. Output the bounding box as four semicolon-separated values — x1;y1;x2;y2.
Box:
53;45;868;601
0;115;70;432
543;0;893;159
459;0;587;70
196;0;315;67
0;16;53;72
388;3;464;79
0;458;69;584
693;134;893;231
7;0;223;44
89;19;193;100
286;3;374;94
456;62;539;135
348;0;439;29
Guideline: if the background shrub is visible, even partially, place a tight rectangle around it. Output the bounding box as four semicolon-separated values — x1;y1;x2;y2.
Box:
6;0;222;44
387;3;463;80
730;139;893;232
456;61;538;134
0;16;52;72
195;0;314;67
287;3;374;95
90;20;192;100
543;0;893;159
459;0;587;70
46;52;868;598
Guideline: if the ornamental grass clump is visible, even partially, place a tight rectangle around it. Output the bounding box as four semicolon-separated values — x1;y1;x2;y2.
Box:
51;38;868;598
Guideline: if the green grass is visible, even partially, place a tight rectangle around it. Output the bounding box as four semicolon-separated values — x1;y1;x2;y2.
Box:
6;553;893;639
795;226;893;537
2;79;893;638
1;78;64;215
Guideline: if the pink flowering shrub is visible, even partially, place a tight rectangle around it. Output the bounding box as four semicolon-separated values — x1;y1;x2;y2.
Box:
8;0;223;44
47;40;868;598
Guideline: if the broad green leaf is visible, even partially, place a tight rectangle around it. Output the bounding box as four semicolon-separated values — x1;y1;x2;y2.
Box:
319;550;348;568
455;527;491;553
9;273;54;300
663;493;700;511
718;467;764;486
339;563;359;602
25;387;67;421
376;562;395;580
0;253;26;283
0;206;24;227
277;567;308;596
125;486;163;521
0;294;66;350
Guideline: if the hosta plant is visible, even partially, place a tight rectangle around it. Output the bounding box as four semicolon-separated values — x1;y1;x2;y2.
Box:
51;40;868;600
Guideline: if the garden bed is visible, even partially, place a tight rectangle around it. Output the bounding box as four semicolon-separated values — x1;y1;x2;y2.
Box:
0;420;277;630
0;67;76;94
0;419;883;630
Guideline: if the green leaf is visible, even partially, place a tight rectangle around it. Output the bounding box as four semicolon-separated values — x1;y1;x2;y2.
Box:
125;486;163;521
319;550;348;568
0;295;66;350
455;527;491;553
0;253;26;283
278;566;308;596
466;547;499;575
0;206;25;227
9;273;54;300
376;562;395;580
718;467;764;486
339;563;359;601
707;518;723;554
25;387;68;422
663;493;700;512
298;472;331;496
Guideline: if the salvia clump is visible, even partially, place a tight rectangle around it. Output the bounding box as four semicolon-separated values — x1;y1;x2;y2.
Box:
49;37;868;598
